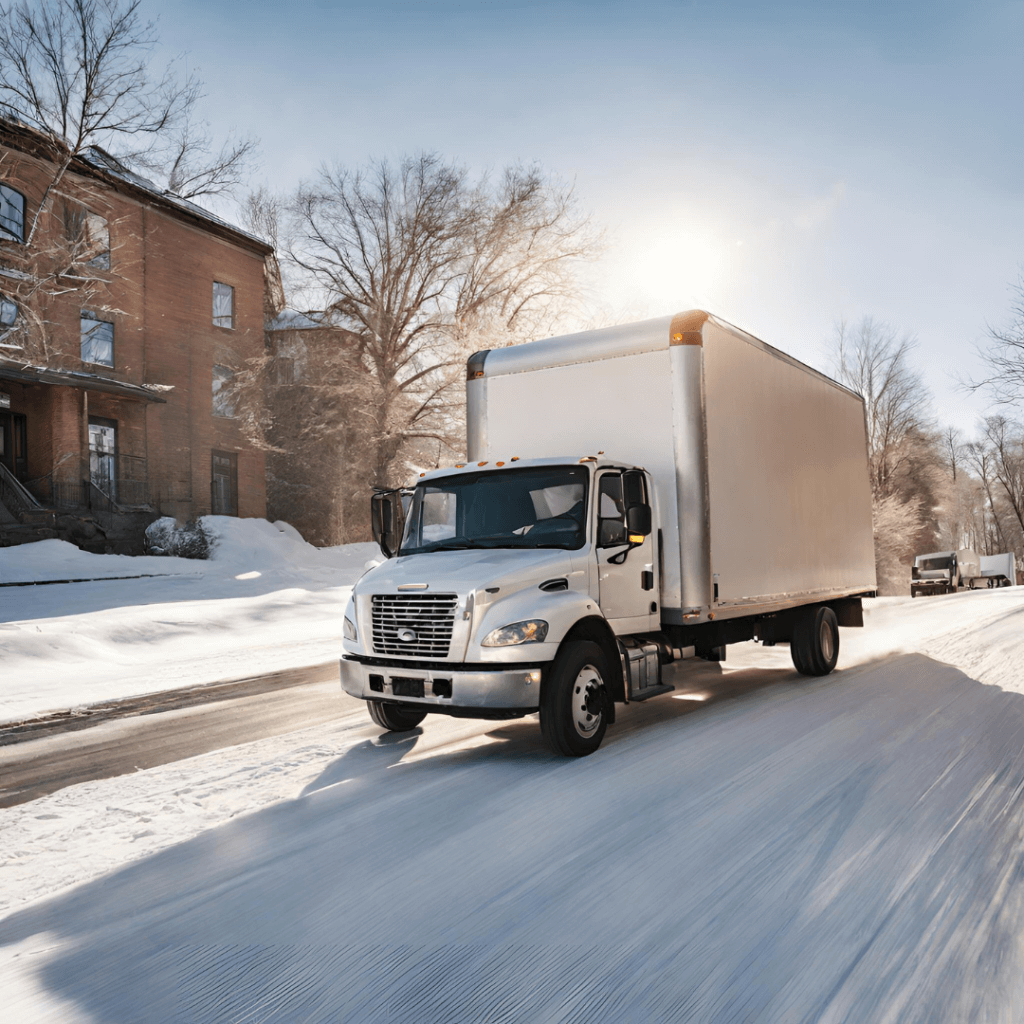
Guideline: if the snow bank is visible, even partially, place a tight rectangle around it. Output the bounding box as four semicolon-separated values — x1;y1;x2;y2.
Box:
0;518;381;722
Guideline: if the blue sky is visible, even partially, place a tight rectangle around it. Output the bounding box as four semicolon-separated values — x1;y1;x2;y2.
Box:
153;0;1024;434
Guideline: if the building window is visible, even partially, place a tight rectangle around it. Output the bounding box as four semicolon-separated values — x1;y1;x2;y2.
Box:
275;356;294;385
64;203;110;270
213;282;234;329
88;417;117;500
211;450;238;515
81;312;114;366
212;364;236;417
0;184;25;242
0;297;16;328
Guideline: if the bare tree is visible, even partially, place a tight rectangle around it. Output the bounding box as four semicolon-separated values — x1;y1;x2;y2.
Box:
967;272;1024;407
829;317;938;592
831;316;930;498
0;0;256;240
981;415;1024;537
964;439;1009;554
941;424;963;482
286;154;601;487
872;491;926;594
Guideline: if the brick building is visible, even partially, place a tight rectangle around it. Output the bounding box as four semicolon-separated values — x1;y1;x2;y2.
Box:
0;118;274;550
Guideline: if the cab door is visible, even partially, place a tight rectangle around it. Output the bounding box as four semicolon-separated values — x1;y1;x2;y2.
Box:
594;469;658;634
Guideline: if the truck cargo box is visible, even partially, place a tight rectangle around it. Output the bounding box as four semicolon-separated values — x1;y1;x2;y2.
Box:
467;310;877;622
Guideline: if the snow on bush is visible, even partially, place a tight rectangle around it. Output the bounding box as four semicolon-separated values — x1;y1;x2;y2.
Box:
144;517;211;560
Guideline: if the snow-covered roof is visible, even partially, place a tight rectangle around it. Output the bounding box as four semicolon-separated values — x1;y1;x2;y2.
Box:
79;147;272;253
267;308;331;331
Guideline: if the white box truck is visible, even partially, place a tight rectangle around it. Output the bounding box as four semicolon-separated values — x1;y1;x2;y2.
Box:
980;552;1017;588
340;311;878;755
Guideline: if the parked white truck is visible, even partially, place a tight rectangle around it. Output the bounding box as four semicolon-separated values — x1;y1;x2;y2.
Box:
910;549;983;597
980;552;1017;588
340;311;878;755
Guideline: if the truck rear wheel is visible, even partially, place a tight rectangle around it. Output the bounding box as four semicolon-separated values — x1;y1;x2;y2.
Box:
367;701;427;732
540;641;610;757
791;606;839;677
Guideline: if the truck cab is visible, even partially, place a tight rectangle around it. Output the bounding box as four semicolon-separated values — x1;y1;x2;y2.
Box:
340;456;667;755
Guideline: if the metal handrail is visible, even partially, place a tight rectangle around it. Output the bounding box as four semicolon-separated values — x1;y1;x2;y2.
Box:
0;460;42;513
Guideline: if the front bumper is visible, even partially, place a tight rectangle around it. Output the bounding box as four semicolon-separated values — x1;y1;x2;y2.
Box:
339;656;542;712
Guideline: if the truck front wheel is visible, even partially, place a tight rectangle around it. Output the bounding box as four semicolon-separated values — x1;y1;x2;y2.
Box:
367;701;427;732
791;606;839;677
540;641;611;757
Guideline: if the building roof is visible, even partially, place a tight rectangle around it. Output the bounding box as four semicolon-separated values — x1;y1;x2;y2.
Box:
0;116;273;257
267;308;331;331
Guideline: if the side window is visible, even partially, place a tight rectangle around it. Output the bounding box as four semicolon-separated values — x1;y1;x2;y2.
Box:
81;312;114;366
212;364;235;417
597;473;627;547
213;282;234;329
0;184;25;243
211;450;238;515
1;296;17;328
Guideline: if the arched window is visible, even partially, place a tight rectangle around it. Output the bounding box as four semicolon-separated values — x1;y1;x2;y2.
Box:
0;184;26;242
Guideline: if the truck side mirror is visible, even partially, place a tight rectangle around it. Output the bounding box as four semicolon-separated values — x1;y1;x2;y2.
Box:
622;469;651;538
626;503;651;537
371;490;405;558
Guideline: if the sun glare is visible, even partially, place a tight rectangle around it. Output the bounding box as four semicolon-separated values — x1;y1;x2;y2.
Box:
605;222;741;315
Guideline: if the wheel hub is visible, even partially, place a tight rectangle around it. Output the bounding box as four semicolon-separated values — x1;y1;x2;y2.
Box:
571;665;604;738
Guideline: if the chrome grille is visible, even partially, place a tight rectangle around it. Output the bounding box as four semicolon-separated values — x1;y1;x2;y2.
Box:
371;593;458;657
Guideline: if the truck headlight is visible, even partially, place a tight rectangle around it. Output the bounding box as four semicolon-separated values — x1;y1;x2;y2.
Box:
343;613;358;642
481;619;549;647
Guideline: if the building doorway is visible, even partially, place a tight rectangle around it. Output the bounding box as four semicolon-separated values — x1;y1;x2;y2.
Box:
0;410;28;480
211;450;238;515
88;416;117;500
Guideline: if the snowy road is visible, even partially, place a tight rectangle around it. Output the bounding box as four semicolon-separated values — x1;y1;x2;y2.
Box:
4;590;1024;1022
0;674;362;807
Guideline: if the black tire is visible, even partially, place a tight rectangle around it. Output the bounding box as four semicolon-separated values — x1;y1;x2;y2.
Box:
791;605;840;677
367;701;427;732
540;640;611;757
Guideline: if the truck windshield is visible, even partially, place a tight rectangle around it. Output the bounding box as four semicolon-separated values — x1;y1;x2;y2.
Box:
400;465;589;555
918;556;953;571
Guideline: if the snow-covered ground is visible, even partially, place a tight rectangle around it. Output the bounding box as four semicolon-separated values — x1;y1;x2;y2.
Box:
0;517;380;723
2;528;1024;1021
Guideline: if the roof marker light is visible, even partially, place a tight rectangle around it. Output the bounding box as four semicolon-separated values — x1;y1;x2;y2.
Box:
478;461;488;466
496;461;505;466
511;456;519;461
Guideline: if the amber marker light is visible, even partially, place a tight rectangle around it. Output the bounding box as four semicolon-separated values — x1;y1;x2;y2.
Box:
628;534;645;544
477;461;488;466
496;461;505;466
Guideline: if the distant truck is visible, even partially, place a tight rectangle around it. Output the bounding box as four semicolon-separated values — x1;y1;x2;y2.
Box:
980;552;1017;588
911;549;983;597
341;311;878;755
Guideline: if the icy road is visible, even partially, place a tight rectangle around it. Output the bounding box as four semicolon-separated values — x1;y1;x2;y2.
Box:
3;589;1024;1022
